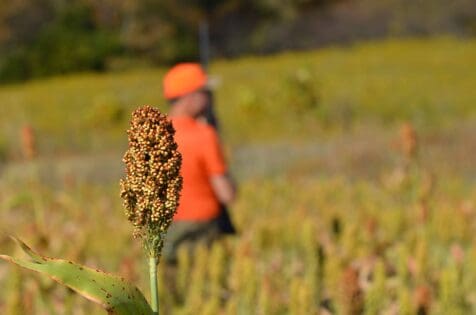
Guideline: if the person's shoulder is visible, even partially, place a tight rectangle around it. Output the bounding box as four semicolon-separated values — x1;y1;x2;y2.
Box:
170;116;200;132
195;120;216;134
195;121;220;142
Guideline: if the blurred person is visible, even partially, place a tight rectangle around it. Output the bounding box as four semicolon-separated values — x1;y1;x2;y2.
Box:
162;63;236;265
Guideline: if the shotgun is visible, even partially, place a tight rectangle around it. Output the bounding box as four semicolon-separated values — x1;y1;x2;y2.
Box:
199;20;236;235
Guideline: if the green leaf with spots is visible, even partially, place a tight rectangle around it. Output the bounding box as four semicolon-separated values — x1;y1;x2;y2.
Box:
0;237;153;315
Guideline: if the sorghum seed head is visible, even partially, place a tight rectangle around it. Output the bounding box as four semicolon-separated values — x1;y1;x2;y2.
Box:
120;105;182;256
400;122;418;160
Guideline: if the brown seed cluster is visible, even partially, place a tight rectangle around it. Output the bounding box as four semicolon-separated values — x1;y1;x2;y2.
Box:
400;122;418;160
21;125;37;160
120;106;182;256
340;266;364;315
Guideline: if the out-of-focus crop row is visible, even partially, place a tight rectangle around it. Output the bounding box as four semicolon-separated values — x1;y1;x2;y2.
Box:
0;159;475;314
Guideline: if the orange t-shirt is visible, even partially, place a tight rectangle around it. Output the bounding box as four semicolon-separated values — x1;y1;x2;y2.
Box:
170;116;227;221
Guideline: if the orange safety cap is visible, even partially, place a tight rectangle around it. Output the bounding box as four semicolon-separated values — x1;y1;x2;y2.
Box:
163;63;208;100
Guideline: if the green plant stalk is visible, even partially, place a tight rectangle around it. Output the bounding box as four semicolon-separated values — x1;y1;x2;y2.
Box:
149;256;159;315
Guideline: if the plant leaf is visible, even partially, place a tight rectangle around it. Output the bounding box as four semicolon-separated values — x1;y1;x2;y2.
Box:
0;237;153;315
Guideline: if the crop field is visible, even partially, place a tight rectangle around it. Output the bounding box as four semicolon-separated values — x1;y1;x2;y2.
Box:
0;37;476;314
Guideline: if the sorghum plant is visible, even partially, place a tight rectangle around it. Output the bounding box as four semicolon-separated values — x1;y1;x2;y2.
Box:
120;105;182;314
0;105;182;315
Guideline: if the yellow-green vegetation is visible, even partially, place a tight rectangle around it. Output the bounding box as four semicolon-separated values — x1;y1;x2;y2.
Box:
0;37;475;155
0;163;475;314
0;37;476;314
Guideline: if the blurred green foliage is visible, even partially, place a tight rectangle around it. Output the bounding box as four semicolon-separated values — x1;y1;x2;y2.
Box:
86;99;126;129
0;0;475;82
0;3;120;82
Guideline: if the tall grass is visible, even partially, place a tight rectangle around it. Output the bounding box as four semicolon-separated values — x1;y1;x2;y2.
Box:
1;164;475;313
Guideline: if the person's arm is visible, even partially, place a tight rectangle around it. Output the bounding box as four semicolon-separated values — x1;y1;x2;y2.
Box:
202;126;236;205
211;174;236;205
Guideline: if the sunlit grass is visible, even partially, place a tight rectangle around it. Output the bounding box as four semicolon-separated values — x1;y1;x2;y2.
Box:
1;171;475;314
0;37;475;154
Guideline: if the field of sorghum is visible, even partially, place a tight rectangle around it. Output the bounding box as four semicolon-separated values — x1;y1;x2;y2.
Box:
0;37;476;314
